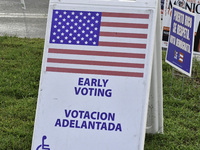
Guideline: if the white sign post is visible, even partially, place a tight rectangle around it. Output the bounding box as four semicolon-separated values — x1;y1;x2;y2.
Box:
32;0;163;150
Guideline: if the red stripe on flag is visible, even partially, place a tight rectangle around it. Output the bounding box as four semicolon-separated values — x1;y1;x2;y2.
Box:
47;58;145;68
99;42;146;49
102;12;149;19
46;67;144;78
101;22;148;29
48;48;146;59
100;32;147;39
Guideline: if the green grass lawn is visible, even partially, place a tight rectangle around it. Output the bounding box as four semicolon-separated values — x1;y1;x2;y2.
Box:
0;36;200;150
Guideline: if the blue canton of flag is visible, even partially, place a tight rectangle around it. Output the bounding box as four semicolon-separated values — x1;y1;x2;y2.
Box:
50;10;102;46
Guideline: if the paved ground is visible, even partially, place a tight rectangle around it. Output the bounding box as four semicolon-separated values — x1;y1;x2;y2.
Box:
0;0;49;38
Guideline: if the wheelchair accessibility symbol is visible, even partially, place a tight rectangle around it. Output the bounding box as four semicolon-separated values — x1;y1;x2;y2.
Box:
36;135;50;150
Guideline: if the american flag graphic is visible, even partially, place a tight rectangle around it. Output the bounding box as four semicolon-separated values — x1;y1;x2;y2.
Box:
46;9;150;78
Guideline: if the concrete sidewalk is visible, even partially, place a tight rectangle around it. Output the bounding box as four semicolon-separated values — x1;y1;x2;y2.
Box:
0;0;49;38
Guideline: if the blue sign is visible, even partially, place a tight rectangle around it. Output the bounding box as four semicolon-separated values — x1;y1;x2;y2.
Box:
166;6;195;76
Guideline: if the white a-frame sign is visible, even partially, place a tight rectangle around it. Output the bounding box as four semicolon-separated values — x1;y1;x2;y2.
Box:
32;0;163;149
